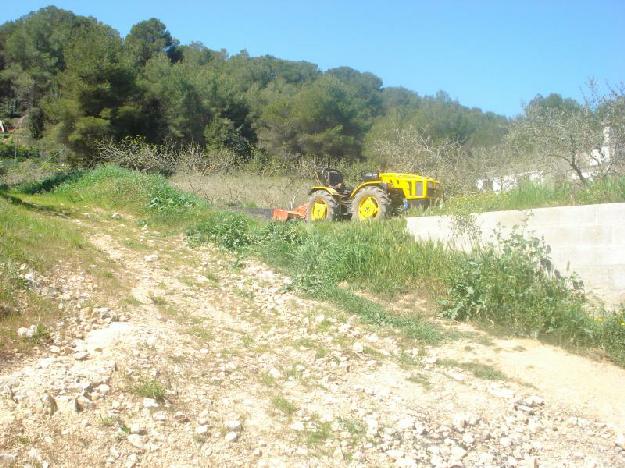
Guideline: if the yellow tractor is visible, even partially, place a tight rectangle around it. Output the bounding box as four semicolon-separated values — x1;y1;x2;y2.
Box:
306;168;441;221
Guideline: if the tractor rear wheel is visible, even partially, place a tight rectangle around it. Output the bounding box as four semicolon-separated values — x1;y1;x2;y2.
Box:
351;186;391;221
306;190;340;222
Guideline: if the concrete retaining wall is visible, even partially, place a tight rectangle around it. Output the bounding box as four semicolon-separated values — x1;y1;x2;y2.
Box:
406;203;625;307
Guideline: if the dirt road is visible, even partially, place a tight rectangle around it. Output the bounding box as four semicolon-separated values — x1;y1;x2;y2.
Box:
1;215;624;467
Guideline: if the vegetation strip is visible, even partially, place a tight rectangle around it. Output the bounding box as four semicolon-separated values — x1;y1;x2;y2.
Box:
2;166;625;365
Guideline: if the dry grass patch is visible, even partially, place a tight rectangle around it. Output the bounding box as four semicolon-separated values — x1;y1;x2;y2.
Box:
170;172;311;210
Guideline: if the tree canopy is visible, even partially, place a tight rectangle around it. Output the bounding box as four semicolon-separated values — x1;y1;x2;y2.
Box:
1;7;510;166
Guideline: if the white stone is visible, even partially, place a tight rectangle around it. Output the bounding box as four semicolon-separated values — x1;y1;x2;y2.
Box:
396;457;418;468
142;398;158;409
49;345;61;354
74;351;89;361
477;452;495;464
365;415;379;435
462;433;475;445
125;453;137;468
98;384;110;395
225;431;238;442
352;342;364;353
127;434;145;450
396;416;415;431
452;414;467;431
289;421;305;431
225;419;242;431
153;411;167;421
195;425;209;435
450;445;467;461
17;326;36;338
523;395;545;407
386;449;404;460
130;423;146;435
268;368;281;379
144;254;159;263
616;433;625;449
489;385;515;399
0;453;17;465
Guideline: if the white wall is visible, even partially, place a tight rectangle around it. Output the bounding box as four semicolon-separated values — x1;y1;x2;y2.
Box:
406;203;625;308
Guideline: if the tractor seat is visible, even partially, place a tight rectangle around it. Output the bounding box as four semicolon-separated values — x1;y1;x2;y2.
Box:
321;168;344;187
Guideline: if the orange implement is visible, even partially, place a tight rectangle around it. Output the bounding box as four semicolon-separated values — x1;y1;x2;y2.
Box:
271;204;307;221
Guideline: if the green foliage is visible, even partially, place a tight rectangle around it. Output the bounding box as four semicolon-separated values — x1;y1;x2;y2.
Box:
425;177;625;217
0;193;89;353
258;74;375;159
17;171;82;194
0;6;511;166
187;211;256;251
599;309;625;366
27;107;44;139
441;232;592;345
7;166;625;366
437;359;508;380
0;142;40;159
124;18;180;66
185;212;446;343
272;396;298;416
51;165;203;222
132;379;167;402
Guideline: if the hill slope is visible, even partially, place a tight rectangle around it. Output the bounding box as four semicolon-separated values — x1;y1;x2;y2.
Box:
1;173;625;466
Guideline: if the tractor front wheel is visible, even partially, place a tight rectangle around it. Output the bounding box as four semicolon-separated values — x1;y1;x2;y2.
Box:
351;186;391;221
306;190;340;222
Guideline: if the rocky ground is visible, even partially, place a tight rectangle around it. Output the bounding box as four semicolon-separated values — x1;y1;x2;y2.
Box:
1;213;625;467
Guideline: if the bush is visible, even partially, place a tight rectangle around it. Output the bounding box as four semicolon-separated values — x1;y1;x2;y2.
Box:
53;165;202;217
97;137;181;175
187;211;256;251
441;231;593;345
599;309;625;366
18;171;84;194
0;142;40;159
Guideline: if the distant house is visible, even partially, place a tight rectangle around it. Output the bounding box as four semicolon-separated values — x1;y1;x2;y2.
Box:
476;127;616;192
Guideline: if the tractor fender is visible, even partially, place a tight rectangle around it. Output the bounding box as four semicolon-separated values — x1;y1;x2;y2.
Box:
350;181;389;198
308;186;340;197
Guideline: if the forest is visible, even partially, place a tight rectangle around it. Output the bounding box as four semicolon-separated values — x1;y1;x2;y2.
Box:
1;6;623;190
0;8;507;160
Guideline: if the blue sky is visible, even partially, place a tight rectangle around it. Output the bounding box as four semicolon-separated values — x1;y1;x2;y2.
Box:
3;1;624;116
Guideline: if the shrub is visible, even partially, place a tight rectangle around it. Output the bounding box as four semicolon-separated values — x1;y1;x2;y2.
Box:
53;165;202;218
0;142;40;159
599;309;625;366
441;231;593;345
187;211;256;251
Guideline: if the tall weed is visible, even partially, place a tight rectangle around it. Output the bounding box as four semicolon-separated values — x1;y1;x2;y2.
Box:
441;232;593;346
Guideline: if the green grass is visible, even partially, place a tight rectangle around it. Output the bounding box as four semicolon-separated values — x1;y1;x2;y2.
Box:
0;191;111;353
304;420;332;446
259;372;278;387
24;165;208;228
438;358;508;381
422;176;625;217
271;396;298;416
132;378;167;402
407;372;432;389
186;213;448;344
3;166;625;367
